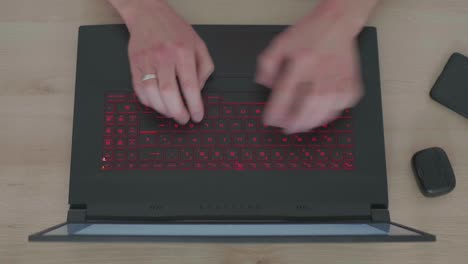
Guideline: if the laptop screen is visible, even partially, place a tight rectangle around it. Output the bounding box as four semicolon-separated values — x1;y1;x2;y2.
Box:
38;223;421;237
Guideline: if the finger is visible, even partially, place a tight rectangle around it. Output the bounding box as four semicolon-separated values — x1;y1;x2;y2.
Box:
284;87;338;134
156;54;190;124
195;40;215;89
140;58;169;116
129;61;150;107
333;77;363;110
255;41;284;88
177;50;204;122
262;61;304;127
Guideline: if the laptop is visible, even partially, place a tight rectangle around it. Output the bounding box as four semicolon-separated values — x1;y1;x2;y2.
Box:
29;24;435;242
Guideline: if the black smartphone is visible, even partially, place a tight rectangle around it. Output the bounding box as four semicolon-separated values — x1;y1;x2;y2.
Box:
430;53;468;118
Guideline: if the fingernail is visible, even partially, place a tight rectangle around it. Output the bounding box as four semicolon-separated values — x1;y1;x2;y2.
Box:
192;111;203;123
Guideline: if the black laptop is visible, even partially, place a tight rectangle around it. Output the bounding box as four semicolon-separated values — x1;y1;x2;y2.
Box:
29;24;435;242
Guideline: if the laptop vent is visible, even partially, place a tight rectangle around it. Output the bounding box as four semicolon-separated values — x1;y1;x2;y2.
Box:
199;203;261;210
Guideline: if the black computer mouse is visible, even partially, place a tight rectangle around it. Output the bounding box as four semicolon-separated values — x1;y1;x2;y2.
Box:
412;147;456;197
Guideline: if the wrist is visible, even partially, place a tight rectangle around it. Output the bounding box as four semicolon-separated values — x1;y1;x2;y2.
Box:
310;0;379;37
108;0;169;31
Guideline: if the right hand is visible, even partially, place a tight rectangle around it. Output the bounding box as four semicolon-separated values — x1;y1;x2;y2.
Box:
124;0;214;124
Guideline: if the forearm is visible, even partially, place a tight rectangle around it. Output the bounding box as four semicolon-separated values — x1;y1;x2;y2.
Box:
107;0;169;29
310;0;380;36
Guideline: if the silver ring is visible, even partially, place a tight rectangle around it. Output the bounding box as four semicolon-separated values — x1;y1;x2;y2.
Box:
142;74;157;82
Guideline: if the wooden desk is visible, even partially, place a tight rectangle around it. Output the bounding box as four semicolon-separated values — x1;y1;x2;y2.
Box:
1;0;467;263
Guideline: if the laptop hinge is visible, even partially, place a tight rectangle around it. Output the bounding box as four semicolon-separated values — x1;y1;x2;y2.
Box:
371;207;390;222
67;208;87;222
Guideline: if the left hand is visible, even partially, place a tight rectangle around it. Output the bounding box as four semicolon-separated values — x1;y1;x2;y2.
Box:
256;4;366;134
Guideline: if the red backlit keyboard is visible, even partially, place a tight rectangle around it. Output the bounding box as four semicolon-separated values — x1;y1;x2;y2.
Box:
101;92;355;171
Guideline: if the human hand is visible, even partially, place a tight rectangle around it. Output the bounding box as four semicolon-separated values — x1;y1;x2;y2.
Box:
256;0;377;134
111;0;214;124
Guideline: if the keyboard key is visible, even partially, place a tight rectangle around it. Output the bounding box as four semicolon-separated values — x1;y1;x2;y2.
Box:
178;162;193;169
272;149;284;161
216;120;227;130
158;135;171;145
196;149;210;161
117;115;126;124
279;135;289;144
141;149;164;160
331;150;342;160
200;120;213;130
207;162;218;169
156;119;170;130
128;151;137;161
288;162;300;169
335;119;353;131
287;150;300;161
189;135;200;144
322;134;336;145
301;149;314;160
102;151;112;161
259;162;273;169
251;105;263;116
115;150;126;161
116;127;125;136
255;149;270;160
103;138;113;147
139;135;154;146
203;135;216;145
104;126;113;136
241;149;254;160
211;149;223;160
328;161;341;169
195;162;206;169
166;149;178;160
248;135;261;145
245;120;257;130
316;149;328;161
101;162;112;170
181;149;193;160
128;162;137;169
115;138;127;148
233;135;246;145
246;163;258;169
302;161;316;169
227;149;240;160
118;103;136;113
274;163;287;169
338;134;353;145
220;162;232;169
128;138;137;148
237;105;249;116
343;161;354;170
104;104;115;113
343;151;355;161
105;114;114;123
223;105;234;117
263;134;277;145
128;114;138;123
229;120;242;130
293;135;305;145
174;135;186;145
217;135;231;145
128;126;137;136
115;162;126;170
207;105;219;117
309;134;320;146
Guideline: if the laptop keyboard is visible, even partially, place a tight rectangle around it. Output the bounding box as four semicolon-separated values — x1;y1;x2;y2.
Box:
101;92;355;171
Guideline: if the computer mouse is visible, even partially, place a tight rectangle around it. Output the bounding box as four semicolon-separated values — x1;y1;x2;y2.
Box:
412;147;456;197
